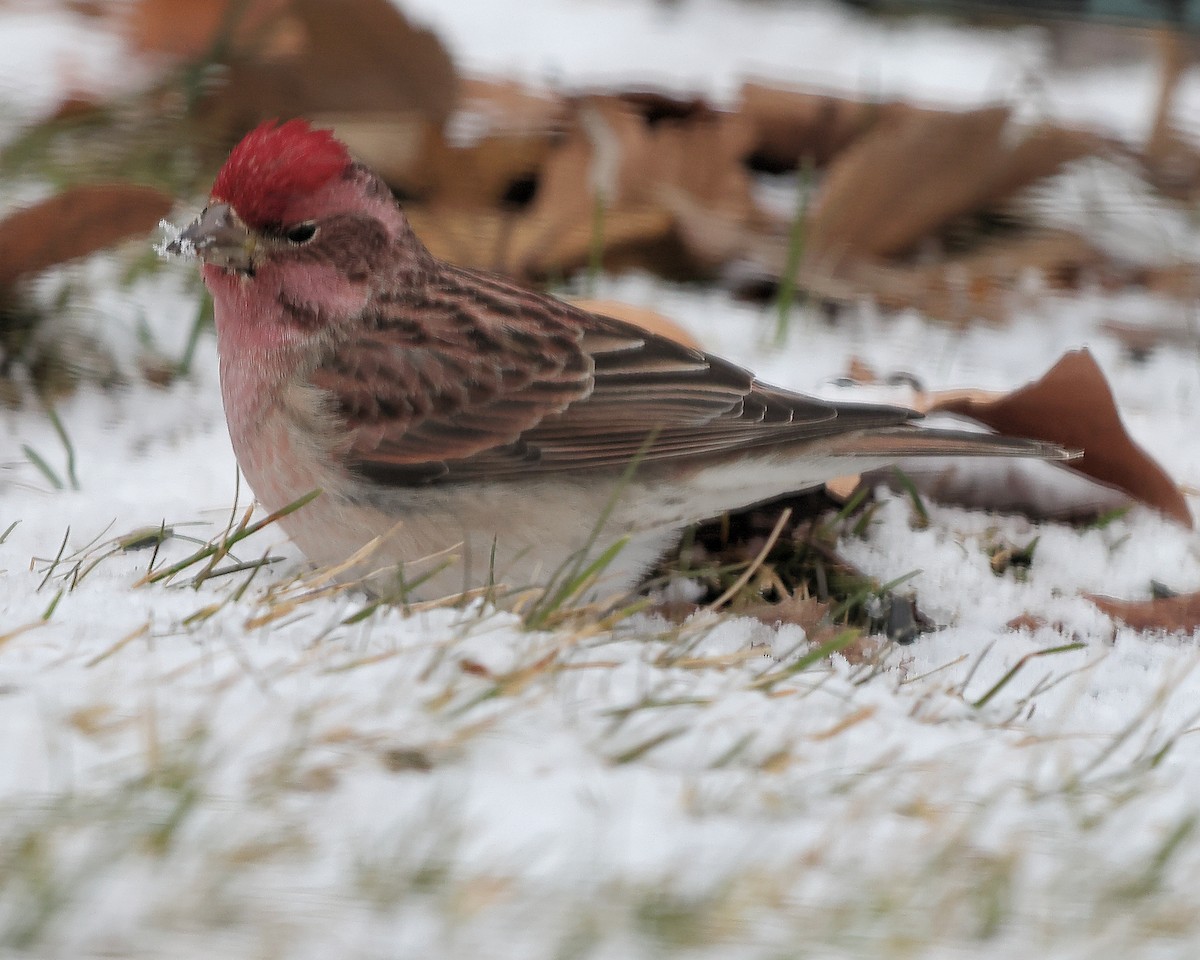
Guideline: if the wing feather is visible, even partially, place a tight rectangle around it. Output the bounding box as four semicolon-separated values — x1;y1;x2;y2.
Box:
310;264;916;484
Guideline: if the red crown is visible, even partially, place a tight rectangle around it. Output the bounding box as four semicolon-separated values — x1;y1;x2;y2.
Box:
211;119;351;229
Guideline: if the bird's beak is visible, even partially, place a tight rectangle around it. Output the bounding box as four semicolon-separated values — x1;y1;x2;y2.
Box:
166;202;257;273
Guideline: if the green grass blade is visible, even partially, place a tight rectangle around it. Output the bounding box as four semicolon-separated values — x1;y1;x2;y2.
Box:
23;444;63;490
971;643;1087;709
773;154;814;345
177;292;214;376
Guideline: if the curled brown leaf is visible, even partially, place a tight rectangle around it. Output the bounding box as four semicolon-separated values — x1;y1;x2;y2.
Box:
1087;592;1200;634
0;184;174;292
924;349;1191;527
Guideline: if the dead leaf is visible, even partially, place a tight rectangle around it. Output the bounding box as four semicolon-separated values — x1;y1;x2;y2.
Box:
414;130;558;210
808;105;1008;261
201;0;458;138
857;229;1105;325
1007;613;1048;631
739;594;837;637
643;112;757;213
807;105;1104;265
325;86;562;205
660;186;783;271
1102;314;1200;355
516;95;758;276
988;123;1114;203
383;79;567;207
736;82;888;170
925;349;1192;527
1143;29;1200;201
1087;592;1200;633
456;77;569;142
289;0;457;122
647;600;702;623
528;99;627;239
845;357;879;384
823;474;863;502
405;204;672;279
125;0;295;59
667;190;1103;326
47;95;106;124
312;112;432;191
875;457;1133;523
1141;262;1200;301
0;184;174;292
740;595;882;664
403;93;754;278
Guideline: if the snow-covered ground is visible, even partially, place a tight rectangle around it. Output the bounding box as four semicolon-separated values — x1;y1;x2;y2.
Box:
3;2;1200;957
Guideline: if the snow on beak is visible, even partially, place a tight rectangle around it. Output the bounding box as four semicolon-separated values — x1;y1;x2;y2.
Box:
166;202;257;273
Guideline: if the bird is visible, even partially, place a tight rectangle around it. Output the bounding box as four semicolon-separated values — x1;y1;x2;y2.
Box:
168;119;1069;602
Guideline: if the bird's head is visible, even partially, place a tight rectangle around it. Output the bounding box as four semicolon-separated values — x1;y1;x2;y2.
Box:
170;119;425;347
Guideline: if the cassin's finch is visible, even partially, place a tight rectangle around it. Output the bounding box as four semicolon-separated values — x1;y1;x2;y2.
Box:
169;119;1066;600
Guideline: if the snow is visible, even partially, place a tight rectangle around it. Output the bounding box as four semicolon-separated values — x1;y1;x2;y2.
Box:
3;1;1200;958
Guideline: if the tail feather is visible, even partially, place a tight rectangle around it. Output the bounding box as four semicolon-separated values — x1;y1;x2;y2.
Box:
819;427;1077;462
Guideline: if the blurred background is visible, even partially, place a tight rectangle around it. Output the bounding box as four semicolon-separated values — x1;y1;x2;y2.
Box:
0;0;1196;410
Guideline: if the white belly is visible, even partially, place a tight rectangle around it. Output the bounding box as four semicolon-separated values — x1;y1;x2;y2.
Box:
225;376;882;601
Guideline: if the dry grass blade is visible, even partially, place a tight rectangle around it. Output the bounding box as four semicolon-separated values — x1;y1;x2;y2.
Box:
139;489;322;587
748;630;863;691
707;508;791;611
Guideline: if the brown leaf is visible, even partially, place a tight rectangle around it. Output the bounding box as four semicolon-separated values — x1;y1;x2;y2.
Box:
522;96;758;274
419;131;557;210
668;184;1102;326
289;0;457;122
660;187;782;271
1140;262;1200;301
47;95;107;124
856;229;1105;326
823;474;863;502
643;112;758;213
387;79;567;208
405;204;672;279
739;595;881;664
739;594;836;636
986;123;1113;205
512;98;644;269
845;356;879;384
1087;592;1200;633
926;349;1192;527
1143;29;1200;201
1006;613;1048;631
404;94;753;279
457;78;568;138
0;184;174;292
875;456;1132;523
125;0;294;59
809;105;1008;260
1101;315;1200;355
807;105;1102;263
311;113;432;192
735;82;889;171
327;85;563;206
201;0;458;137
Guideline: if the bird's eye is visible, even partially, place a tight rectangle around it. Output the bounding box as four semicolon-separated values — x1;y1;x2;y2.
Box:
284;222;317;244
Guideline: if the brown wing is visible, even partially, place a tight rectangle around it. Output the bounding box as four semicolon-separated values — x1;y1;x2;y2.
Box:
310;264;915;485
